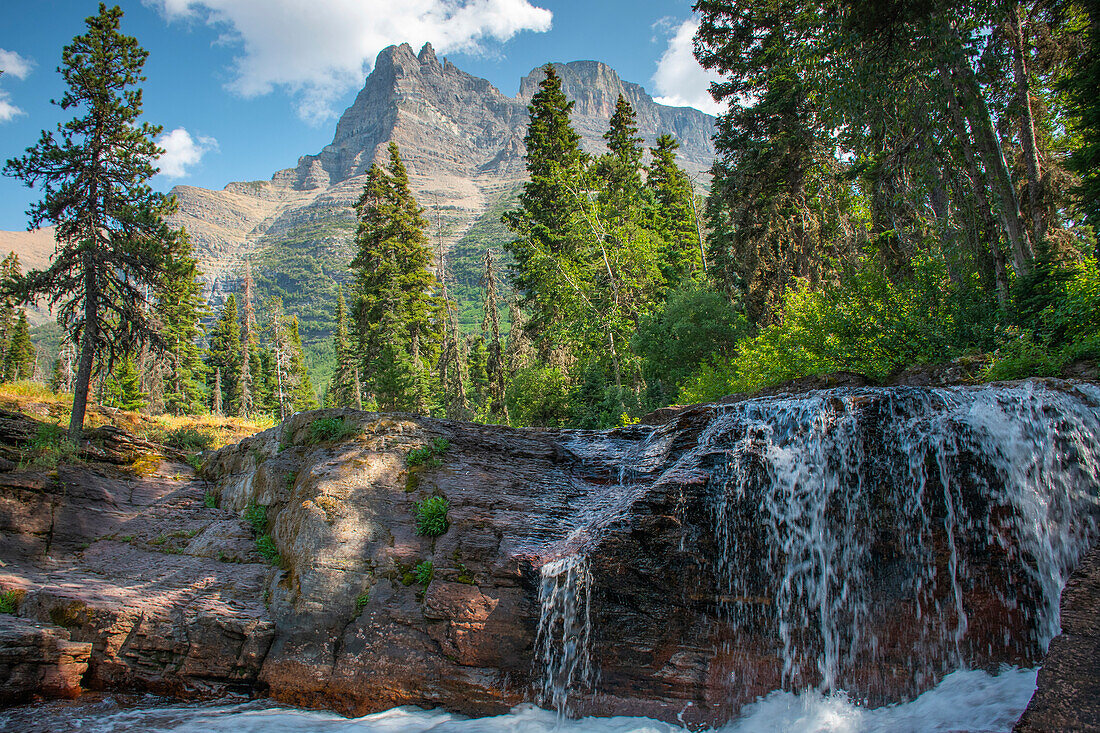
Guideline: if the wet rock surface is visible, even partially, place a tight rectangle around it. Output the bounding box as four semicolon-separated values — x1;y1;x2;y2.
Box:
1015;542;1100;732
0;382;1097;728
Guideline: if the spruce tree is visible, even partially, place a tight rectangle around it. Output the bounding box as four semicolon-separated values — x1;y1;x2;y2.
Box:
647;134;702;285
158;231;207;414
207;295;241;412
238;258;256;416
0;254;22;360
3;4;179;437
502;64;588;347
4;310;35;381
328;285;357;407
104;355;146;412
287;314;318;412
350;143;443;414
481;248;508;422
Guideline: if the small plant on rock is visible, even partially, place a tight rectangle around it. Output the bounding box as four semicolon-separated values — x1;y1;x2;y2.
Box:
414;496;450;536
406;437;450;468
414;560;434;586
0;588;25;614
203;491;217;509
243;503;282;566
355;592;370;612
306;417;361;446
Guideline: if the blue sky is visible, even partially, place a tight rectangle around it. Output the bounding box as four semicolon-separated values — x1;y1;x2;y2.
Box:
0;0;720;232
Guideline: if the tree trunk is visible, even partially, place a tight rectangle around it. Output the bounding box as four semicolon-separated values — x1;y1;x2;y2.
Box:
943;80;1009;308
941;56;1032;276
1010;2;1045;246
69;269;98;439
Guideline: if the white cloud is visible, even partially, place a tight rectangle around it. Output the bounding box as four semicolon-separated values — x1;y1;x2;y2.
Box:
0;49;34;80
0;92;22;123
149;0;553;123
157;128;219;178
651;18;723;116
0;49;33;123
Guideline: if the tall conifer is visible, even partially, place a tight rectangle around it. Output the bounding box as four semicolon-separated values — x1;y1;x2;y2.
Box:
3;4;179;436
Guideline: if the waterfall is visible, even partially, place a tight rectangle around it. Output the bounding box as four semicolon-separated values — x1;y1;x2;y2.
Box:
536;554;594;716
704;382;1100;697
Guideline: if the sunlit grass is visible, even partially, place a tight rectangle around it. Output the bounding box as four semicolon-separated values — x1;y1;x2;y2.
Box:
0;380;271;449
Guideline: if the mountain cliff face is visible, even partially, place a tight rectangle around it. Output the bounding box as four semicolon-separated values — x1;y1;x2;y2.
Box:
166;43;717;341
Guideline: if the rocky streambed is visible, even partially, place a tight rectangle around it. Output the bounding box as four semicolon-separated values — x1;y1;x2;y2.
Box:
0;381;1098;730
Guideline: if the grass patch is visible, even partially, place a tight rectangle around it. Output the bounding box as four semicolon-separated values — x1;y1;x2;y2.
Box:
414;560;434;585
406;437;449;467
305;416;362;445
162;426;215;452
0;588;25;614
22;423;80;469
414;496;450;537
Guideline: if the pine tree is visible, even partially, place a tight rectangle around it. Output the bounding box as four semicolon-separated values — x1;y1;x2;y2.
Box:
328;285;357;407
350;143;444;414
4;310;35;381
481;248;508;422
104;355;146;412
435;212;470;420
0;253;22;360
3;4;179;437
647;134;702;285
238;258;257;416
287;314;318;412
466;334;490;414
207;295;241;412
502;64;588;348
157;231;207;414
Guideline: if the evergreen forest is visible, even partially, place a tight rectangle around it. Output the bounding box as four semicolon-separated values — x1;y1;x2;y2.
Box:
2;0;1099;434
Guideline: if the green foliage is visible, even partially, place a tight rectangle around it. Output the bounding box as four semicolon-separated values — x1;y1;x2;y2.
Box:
157;233;208;415
102;356;147;412
203;491;217;509
505;365;572;427
3;310;35;382
2;4;179;436
255;534;281;565
24;423;80;468
633;282;748;404
414;496;450;537
414;560;434;585
163;426;215;452
355;592;370;612
351;143;444;414
306;416;361;445
206;295;241;414
406;437;449;467
244;503;268;536
0;589;25;614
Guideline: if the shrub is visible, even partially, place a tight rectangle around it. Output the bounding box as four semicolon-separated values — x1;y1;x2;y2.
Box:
505;365;572;427
0;588;24;614
406;437;449;467
163;426;215;452
306;417;361;445
414;496;450;536
414;560;434;585
255;534;281;565
244;503;268;535
24;423;80;469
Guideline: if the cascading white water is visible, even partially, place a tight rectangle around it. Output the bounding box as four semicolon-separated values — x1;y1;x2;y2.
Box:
703;382;1100;696
535;555;594;716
